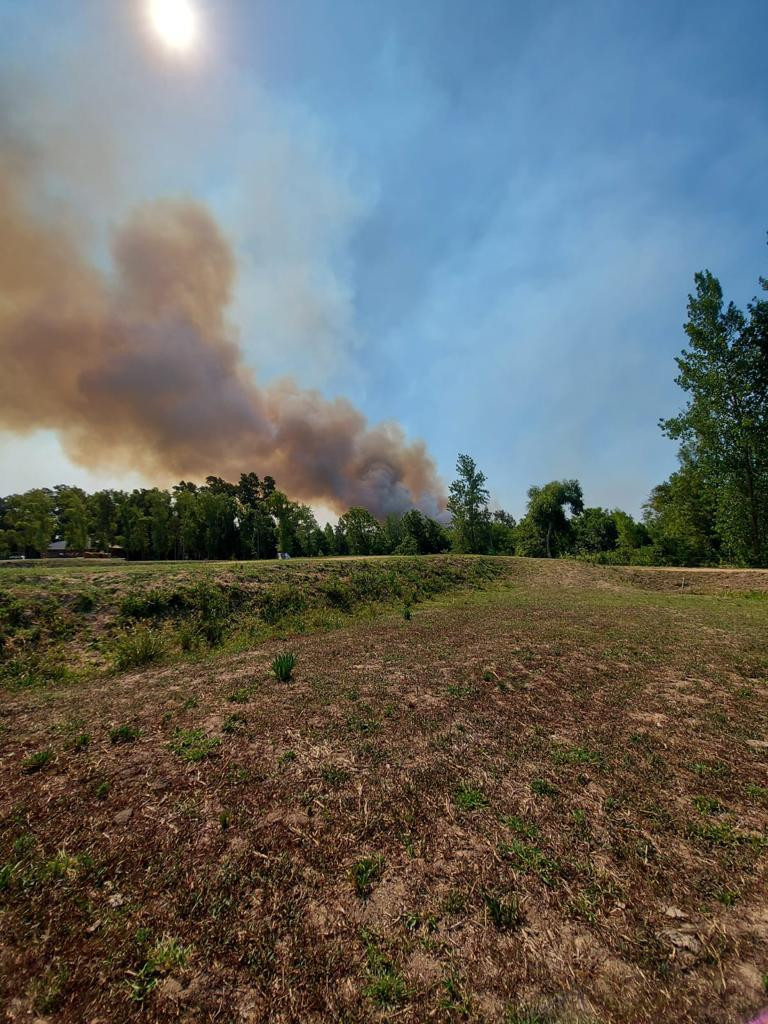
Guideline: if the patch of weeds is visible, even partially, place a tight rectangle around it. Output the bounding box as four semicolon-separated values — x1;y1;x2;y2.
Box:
321;765;350;787
402;910;421;932
689;759;730;779
22;748;53;773
279;750;297;766
403;604;412;621
227;687;251;704
362;932;408;1008
169;728;220;763
447;683;476;698
531;777;558;798
440;971;473;1017
746;784;768;805
454;784;489;811
113;626;166;671
109;723;140;745
271;651;296;682
692;795;726;815
482;669;494;681
351;855;384;898
219;810;232;831
70;732;90;752
128;936;191;1002
499;838;559;885
552;745;604;769
222;713;246;734
505;1007;557;1024
346;708;379;735
687;820;765;848
484;890;522;931
181;695;199;710
94;779;110;800
501;814;539;839
72;592;95;613
442;889;467;916
714;888;740;907
33;963;69;1014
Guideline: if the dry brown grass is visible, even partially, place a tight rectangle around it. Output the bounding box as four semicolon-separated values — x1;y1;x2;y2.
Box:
0;557;767;1023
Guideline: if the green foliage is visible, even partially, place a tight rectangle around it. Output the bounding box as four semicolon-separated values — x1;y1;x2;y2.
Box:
337;507;384;556
271;651;296;681
22;748;54;773
660;265;768;566
169;728;220;762
109;723;140;744
447;453;492;553
518;480;584;558
484;891;522;930
113;626;166;671
351;855;385;897
454;784;489;811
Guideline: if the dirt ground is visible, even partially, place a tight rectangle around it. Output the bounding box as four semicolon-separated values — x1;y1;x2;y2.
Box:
1;557;766;1023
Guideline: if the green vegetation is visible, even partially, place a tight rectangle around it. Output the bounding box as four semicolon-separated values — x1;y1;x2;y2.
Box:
271;651;296;682
351;855;385;898
169;728;221;762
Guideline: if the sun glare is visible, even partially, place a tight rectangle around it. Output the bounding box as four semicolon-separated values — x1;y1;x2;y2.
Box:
147;0;199;53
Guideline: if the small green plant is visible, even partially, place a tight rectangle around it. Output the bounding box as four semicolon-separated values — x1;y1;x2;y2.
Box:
746;784;768;805
692;794;726;815
552;745;604;768
362;933;408;1007
222;713;246;734
454;784;489;811
73;592;95;613
110;723;140;745
505;1007;554;1024
95;780;110;800
70;732;90;752
484;891;522;931
219;810;232;830
279;749;297;765
499;838;559;885
321;765;350;787
114;626;166;671
351;855;385;897
531;778;558;798
128;936;191;1002
227;687;251;703
501;814;539;839
22;748;53;773
169;728;220;763
271;651;296;682
482;669;494;681
402;604;412;621
442;889;467;915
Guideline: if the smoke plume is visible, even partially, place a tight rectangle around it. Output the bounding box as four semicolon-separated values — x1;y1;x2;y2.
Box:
0;147;445;519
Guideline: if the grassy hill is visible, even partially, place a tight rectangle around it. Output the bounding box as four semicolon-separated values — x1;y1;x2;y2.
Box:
1;557;766;1022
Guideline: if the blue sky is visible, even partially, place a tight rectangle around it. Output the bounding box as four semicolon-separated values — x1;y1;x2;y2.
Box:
0;0;766;517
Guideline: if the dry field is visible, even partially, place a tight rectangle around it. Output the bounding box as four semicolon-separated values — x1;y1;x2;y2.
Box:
1;556;767;1024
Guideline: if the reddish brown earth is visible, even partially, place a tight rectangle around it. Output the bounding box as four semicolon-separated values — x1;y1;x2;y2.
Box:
0;558;766;1023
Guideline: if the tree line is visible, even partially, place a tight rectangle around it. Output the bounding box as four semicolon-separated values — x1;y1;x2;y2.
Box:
1;243;766;566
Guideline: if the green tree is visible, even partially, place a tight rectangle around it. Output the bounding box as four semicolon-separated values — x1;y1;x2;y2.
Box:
3;490;55;555
661;265;768;565
447;454;491;554
337;507;383;556
643;458;720;565
55;485;90;551
572;508;618;555
520;480;584;558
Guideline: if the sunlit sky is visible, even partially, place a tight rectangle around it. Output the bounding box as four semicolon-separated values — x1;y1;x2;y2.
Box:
0;0;766;516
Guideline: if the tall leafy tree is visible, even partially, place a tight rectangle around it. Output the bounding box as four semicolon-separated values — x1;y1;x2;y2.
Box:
661;267;768;565
447;454;491;554
521;480;583;558
337;507;383;556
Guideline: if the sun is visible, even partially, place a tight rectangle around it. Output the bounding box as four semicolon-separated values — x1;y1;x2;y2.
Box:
147;0;199;53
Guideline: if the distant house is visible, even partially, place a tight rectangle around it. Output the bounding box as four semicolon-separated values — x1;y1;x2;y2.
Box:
46;541;71;558
277;551;292;560
44;541;114;559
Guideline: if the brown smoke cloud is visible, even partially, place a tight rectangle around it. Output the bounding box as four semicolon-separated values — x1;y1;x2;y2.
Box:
0;148;446;519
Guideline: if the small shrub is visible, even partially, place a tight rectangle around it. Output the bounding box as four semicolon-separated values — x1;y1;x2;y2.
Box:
95;780;110;800
692;795;726;815
271;651;296;682
352;855;385;897
169;728;220;763
110;723;140;745
128;936;191;1002
71;732;90;752
23;748;53;773
227;687;250;703
279;750;297;765
113;627;166;671
454;784;489;811
484;891;522;931
73;592;95;613
402;605;412;621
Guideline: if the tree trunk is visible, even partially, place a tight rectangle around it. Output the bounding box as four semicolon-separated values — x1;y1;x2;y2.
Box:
546;521;552;558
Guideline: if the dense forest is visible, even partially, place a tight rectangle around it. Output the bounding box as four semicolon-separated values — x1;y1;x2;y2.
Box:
2;252;766;566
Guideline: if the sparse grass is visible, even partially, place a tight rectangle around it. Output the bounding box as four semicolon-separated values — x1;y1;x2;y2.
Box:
271;651;296;681
351;855;385;898
454;784;489;811
22;748;53;773
169;728;221;762
2;556;768;1023
109;723;140;744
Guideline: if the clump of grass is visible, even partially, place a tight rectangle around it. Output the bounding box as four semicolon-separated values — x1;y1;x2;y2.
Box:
110;723;140;745
552;745;604;768
351;855;385;898
128;936;191;1002
692;795;726;815
222;713;246;734
484;891;522;931
746;784;768;805
227;687;251;703
95;780;110;800
72;592;95;613
70;732;90;753
531;778;558;798
279;749;297;765
169;728;220;763
482;668;494;681
454;783;489;811
321;764;350;787
363;932;409;1008
499;838;559;885
271;651;296;682
22;748;53;773
501;814;539;839
113;626;166;671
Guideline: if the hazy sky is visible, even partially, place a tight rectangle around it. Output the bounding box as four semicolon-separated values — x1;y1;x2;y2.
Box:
1;0;766;517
